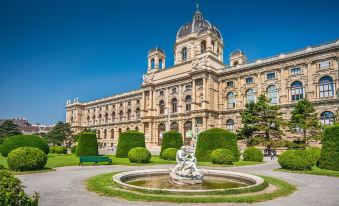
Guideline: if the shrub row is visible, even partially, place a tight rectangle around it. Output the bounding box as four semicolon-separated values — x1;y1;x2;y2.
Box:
160;131;183;158
116;131;145;158
278;149;321;171
49;146;67;154
318;124;339;171
76;132;98;157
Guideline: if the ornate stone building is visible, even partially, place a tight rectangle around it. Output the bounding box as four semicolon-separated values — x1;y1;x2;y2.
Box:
66;8;339;149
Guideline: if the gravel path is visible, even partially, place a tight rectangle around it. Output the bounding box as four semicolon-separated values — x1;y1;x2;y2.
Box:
18;158;339;206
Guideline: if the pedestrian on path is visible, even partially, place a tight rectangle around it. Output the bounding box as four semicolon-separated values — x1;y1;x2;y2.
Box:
270;149;275;160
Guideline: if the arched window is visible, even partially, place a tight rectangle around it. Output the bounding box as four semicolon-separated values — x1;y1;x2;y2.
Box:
158;123;166;146
185;95;192;111
98;114;102;124
159;100;165;114
211;40;215;52
181;47;187;61
119;110;124;122
291;81;304;101
227;92;236;108
159;59;163;69
92;115;96;125
172;98;178;113
245;89;256;104
320;111;335;126
201;40;206;53
127;109;132;121
319;76;334;98
118;128;122;135
103;129;107;139
226;119;235;132
170;122;179;131
126;127;130;131
104;113;108;123
97;130;101;139
87;116;90;125
151;58;155;68
111;129;114;139
136;108;141;120
111;112;116;123
267;85;279;104
134;126;139;131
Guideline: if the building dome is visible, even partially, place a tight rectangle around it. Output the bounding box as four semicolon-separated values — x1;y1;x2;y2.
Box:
176;8;222;40
148;47;165;55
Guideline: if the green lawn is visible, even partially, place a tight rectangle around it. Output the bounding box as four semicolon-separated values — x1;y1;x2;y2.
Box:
275;166;339;177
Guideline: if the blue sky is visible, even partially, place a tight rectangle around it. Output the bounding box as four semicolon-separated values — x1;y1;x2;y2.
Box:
0;0;338;125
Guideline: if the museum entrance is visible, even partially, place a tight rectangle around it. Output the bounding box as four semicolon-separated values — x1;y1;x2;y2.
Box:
184;121;193;146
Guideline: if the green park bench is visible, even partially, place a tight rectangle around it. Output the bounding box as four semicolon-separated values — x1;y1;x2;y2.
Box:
79;156;112;166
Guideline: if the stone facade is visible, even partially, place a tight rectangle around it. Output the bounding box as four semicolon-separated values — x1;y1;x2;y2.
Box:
66;8;339;149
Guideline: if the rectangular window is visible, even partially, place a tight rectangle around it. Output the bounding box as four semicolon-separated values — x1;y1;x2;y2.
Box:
319;61;330;69
159;91;164;96
227;81;234;87
291;67;301;75
172;88;177;94
245;77;253;84
185;84;192;91
267;72;275;80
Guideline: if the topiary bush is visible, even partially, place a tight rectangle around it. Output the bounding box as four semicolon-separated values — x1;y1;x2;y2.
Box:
116;131;145;158
7;147;47;171
211;149;234;165
0;169;39;205
76;132;98;157
305;147;321;166
243;147;264;162
160;131;183;158
49;146;67;154
161;148;178;161
128;147;151;163
318;125;339;171
278;150;313;171
196;128;239;162
0;135;49;157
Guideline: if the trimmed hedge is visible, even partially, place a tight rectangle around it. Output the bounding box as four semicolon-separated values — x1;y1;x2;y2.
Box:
0;135;49;157
160;131;183;158
71;145;77;154
0;169;39;205
128;147;151;163
243;147;264;162
7;147;47;171
211;149;234;165
278;150;313;171
161;148;178;161
196;128;239;162
49;146;67;154
116;131;145;158
318;125;339;171
76;132;98;157
305;147;321;166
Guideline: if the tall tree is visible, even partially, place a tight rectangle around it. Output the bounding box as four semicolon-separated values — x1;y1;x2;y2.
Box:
289;98;320;142
239;94;285;146
0;120;21;139
46;121;72;146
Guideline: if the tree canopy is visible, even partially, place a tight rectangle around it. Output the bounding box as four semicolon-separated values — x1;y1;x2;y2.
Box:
0;120;21;140
46;121;72;146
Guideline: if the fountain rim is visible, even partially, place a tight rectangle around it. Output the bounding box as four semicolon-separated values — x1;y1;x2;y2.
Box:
112;169;265;193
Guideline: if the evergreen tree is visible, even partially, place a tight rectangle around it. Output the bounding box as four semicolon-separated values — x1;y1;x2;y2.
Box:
239;94;285;146
289;98;320;142
46;121;72;146
0;120;21;139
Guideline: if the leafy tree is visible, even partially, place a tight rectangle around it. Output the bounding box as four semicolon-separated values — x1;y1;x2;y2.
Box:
239;94;285;147
46;121;72;146
0;120;21;140
289;99;320;142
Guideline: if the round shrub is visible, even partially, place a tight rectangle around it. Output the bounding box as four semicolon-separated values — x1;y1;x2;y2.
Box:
305;147;321;165
76;132;98;157
161;148;178;161
7;147;47;171
278;150;313;171
0;169;39;205
0;135;49;157
243;147;264;162
116;131;145;158
319;125;339;171
196;128;239;162
128;147;151;163
49;146;67;154
211;149;234;165
160;131;183;158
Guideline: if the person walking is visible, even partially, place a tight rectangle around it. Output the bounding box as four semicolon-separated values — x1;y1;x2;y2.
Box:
270;149;275;160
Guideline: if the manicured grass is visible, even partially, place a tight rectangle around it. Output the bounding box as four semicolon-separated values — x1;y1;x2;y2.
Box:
86;172;296;203
275;166;339;178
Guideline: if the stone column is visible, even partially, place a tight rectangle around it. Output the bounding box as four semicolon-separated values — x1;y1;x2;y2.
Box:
192;79;196;110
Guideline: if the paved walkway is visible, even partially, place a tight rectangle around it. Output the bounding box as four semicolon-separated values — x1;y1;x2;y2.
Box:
18;157;339;206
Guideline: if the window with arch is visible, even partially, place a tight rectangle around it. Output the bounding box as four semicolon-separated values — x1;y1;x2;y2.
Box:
103;129;107;139
245;89;256;104
319;76;334;98
111;129;114;139
119;111;124;122
181;47;187;61
127;109;132;121
159;59;163;69
211;40;215;52
170;122;179;131
158;123;166;146
159;100;165;114
118;128;122;135
136;108;141;120
291;81;304;101
70;116;74;123
135;126;139;131
98;114;102;124
227;92;236;108
112;112;116;123
172;98;178;113
151;58;155;68
226;119;235;132
185;95;192;111
126;127;130;131
201;40;206;53
104;113;108;123
87;116;90;125
97;130;100;139
320;111;335;126
92;115;96;125
267;85;279;104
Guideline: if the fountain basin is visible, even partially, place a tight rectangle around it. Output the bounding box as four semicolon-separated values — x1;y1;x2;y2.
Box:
113;169;265;193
